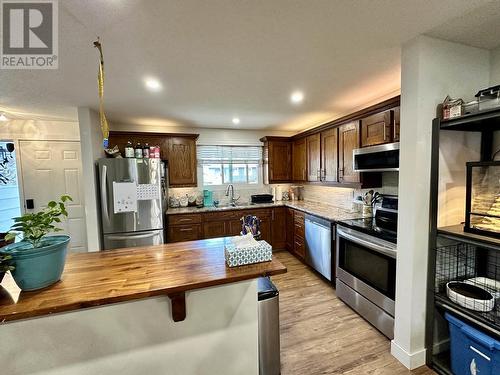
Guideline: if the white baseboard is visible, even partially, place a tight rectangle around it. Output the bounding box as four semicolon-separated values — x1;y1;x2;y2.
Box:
391;340;427;370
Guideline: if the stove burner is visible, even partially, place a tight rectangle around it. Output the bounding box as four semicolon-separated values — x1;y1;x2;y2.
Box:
338;198;398;244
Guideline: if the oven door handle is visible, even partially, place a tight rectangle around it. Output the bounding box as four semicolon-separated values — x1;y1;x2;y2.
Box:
337;226;397;259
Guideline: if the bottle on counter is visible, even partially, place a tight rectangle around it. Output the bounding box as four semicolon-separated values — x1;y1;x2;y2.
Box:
124;141;134;158
143;143;150;158
134;142;143;158
154;145;161;158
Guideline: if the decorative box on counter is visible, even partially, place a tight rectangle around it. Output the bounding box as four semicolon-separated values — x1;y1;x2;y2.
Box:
465;161;500;238
224;234;272;267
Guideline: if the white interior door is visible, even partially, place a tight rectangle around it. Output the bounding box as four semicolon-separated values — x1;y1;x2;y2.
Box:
19;141;87;252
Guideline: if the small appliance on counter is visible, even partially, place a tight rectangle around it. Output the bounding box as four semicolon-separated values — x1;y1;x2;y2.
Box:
464;161;500;238
203;189;213;206
290;185;304;200
251;194;274;204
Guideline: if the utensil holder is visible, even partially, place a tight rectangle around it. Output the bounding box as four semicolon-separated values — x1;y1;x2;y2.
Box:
362;204;373;218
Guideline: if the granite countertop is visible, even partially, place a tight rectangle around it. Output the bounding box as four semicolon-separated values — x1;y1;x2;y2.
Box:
0;238;286;322
166;200;363;223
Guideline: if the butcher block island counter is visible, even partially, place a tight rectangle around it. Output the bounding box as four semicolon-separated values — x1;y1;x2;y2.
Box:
0;238;287;375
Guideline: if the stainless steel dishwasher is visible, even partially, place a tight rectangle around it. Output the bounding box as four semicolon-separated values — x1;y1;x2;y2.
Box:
305;214;333;281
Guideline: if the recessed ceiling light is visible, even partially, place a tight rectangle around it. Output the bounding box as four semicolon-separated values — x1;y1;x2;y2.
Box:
290;90;304;104
232;117;240;125
0;113;8;121
144;77;162;92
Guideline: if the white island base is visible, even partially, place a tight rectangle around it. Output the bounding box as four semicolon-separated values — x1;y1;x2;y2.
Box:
0;280;258;375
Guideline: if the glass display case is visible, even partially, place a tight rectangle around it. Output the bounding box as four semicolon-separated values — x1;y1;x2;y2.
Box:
465;161;500;238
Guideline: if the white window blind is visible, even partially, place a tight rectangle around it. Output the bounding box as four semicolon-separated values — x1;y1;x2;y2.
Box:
197;145;263;164
198;146;263;185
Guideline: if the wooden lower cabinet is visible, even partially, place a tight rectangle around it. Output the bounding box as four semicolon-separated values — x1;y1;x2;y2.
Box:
167;224;202;243
291;210;306;259
203;221;227;239
167;208;287;250
285;208;294;251
271;207;286;250
294;238;306;259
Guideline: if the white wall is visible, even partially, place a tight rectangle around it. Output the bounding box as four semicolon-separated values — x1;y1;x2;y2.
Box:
0;280;258;375
490;46;500;84
111;122;294;146
0;119;80;141
77;108;105;252
392;35;490;369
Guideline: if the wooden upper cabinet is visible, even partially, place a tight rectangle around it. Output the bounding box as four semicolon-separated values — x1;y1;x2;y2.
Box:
321;128;338;182
306;134;321;181
393;106;400;142
338;121;360;183
292;138;307;181
268;140;292;182
360;110;392;147
108;131;199;188
168;137;197;187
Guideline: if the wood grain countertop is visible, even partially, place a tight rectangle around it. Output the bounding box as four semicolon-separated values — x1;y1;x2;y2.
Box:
0;238;287;323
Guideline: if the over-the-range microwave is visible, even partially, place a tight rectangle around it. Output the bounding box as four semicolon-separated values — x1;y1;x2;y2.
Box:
353;142;399;172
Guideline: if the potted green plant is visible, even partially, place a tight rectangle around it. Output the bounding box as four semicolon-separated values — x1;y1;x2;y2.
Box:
0;253;14;283
3;195;72;291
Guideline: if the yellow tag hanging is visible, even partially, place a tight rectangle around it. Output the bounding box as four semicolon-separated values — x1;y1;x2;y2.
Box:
93;38;109;148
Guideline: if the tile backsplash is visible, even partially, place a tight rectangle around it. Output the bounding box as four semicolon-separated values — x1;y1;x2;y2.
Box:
168;185;279;207
168;172;398;209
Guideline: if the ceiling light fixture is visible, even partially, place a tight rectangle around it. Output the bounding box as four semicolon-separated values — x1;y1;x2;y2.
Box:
0;113;8;122
144;77;162;92
290;90;304;104
232;117;240;125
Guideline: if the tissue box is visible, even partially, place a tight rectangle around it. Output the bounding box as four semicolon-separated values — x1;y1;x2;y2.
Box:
224;240;272;267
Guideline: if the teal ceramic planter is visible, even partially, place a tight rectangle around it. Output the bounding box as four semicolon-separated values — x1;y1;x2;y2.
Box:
2;235;70;291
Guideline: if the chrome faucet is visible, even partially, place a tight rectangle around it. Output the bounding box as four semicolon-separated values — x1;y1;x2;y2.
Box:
225;184;240;206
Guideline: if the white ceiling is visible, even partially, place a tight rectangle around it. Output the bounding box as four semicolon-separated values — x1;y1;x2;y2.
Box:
0;0;498;132
427;1;500;50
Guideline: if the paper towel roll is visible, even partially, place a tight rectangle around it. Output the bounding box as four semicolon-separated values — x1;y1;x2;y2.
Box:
275;185;282;201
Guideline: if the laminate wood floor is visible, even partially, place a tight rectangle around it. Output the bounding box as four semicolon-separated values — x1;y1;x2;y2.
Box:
271;251;436;375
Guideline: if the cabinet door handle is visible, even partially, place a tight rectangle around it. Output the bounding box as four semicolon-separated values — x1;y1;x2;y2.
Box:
178;218;192;222
179;228;193;232
383;123;387;141
317;169;321;181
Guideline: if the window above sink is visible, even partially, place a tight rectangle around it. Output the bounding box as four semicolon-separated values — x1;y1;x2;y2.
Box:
198;146;262;186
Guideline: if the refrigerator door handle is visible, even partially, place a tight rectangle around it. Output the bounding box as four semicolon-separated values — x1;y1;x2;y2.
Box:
106;231;160;241
101;165;110;224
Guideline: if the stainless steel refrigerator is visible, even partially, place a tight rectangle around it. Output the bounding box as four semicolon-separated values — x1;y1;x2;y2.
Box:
97;158;165;250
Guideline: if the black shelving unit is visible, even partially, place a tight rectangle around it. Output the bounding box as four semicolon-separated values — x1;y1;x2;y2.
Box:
426;108;500;374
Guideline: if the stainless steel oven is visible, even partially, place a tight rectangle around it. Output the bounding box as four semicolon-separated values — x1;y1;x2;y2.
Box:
336;225;397;339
